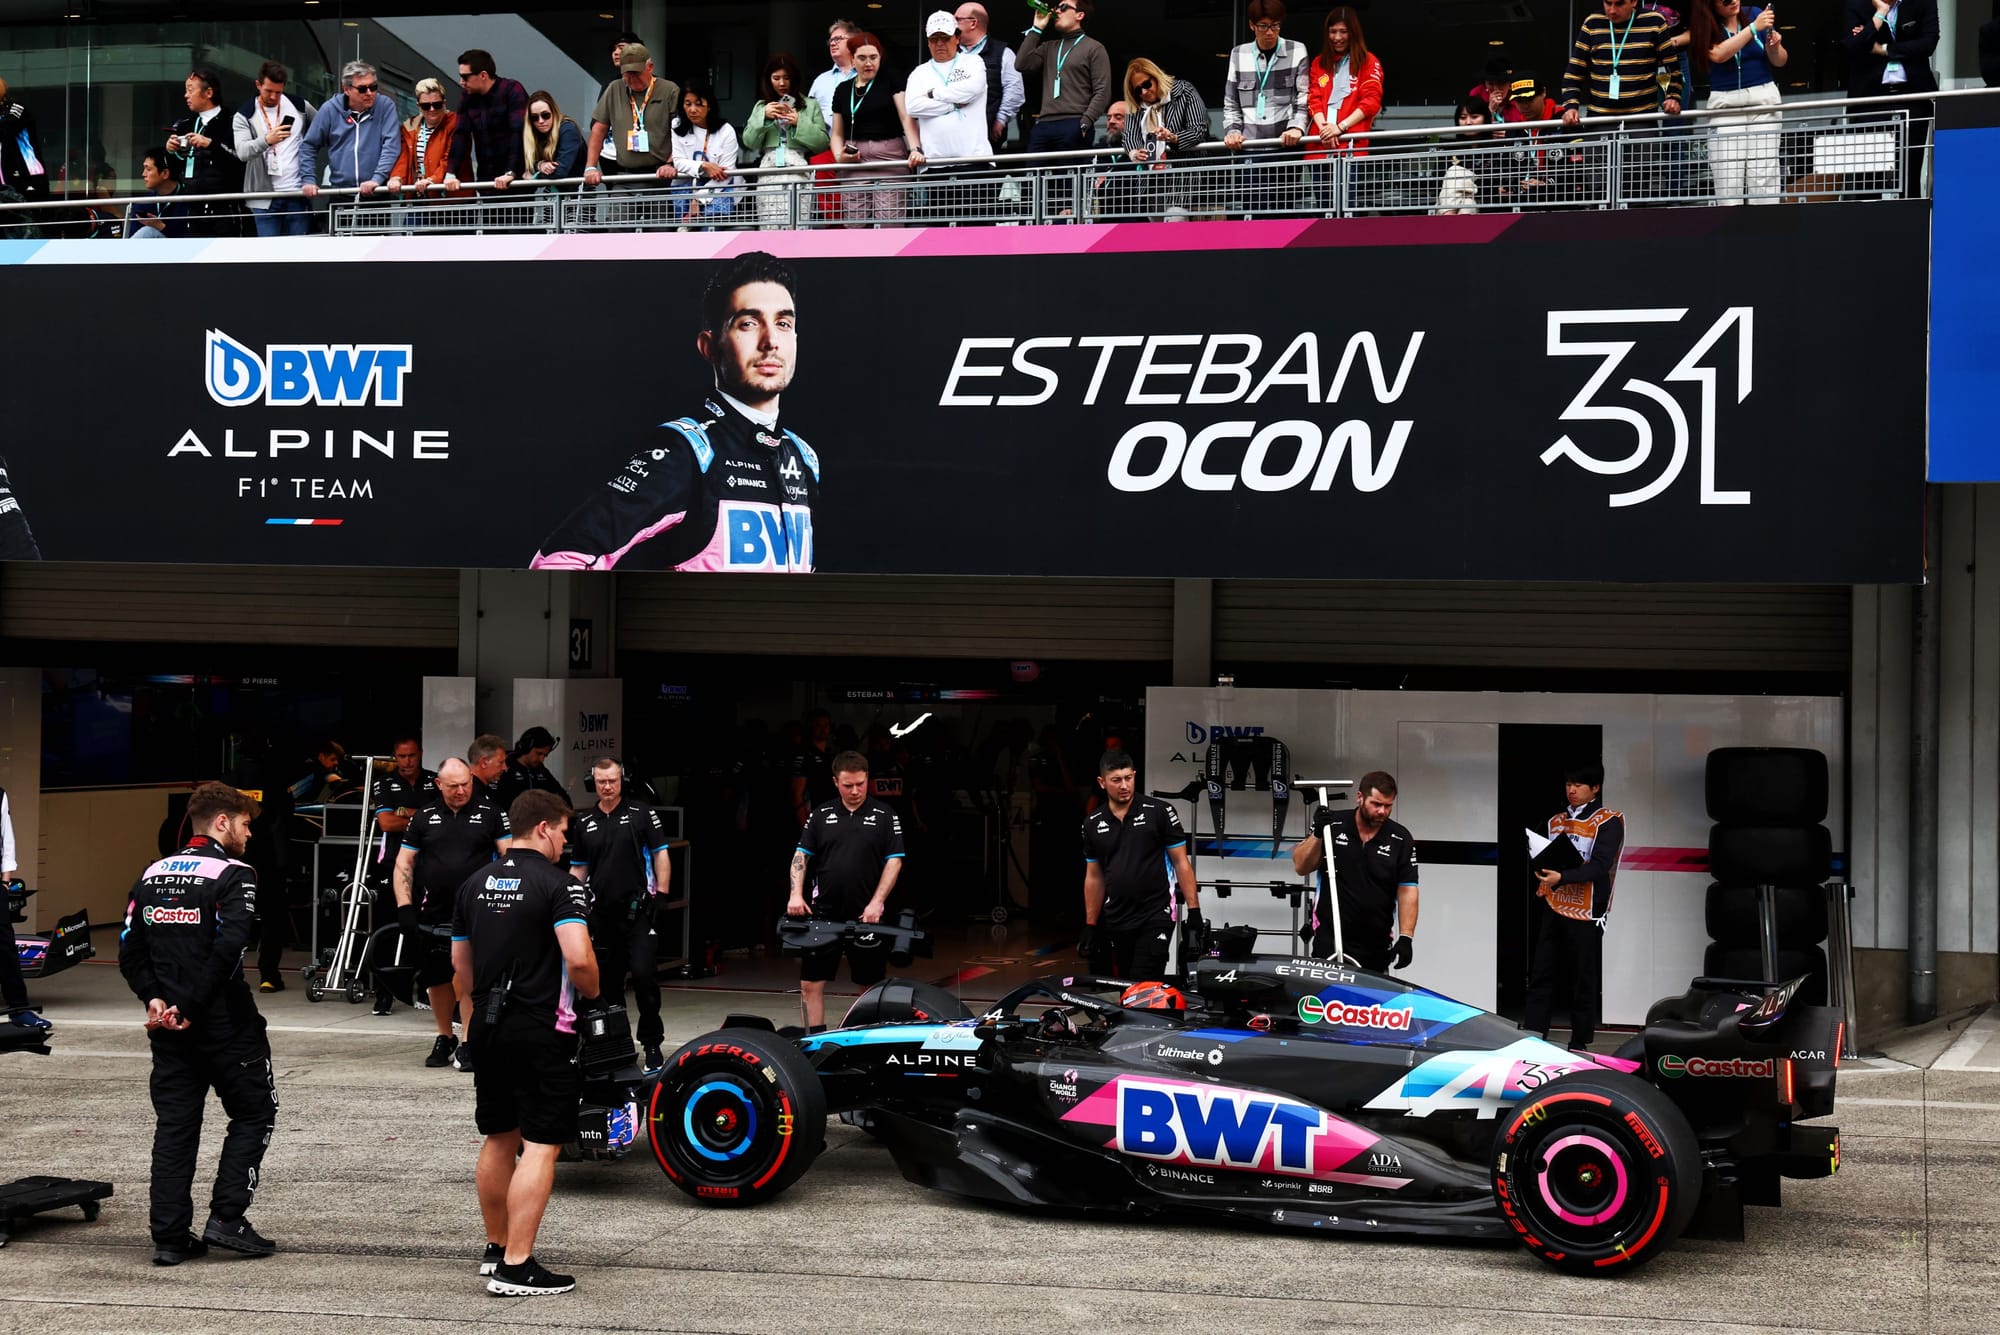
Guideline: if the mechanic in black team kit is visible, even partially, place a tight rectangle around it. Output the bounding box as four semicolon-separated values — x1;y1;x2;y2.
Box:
1079;750;1202;982
789;750;904;1032
532;250;821;572
368;735;438;1014
452;790;598;1298
1291;769;1419;972
119;782;280;1265
393;758;508;1070
568;757;673;1073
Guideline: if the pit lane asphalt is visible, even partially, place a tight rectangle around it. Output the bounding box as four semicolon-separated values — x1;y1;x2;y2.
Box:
3;960;1996;1335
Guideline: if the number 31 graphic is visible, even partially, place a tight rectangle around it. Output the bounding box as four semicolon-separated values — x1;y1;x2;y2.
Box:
1541;307;1754;508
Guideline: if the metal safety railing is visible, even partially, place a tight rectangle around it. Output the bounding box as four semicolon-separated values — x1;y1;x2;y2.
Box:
1;87;1988;240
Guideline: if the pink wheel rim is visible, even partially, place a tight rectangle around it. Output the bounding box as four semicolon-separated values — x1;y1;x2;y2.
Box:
1535;1132;1629;1226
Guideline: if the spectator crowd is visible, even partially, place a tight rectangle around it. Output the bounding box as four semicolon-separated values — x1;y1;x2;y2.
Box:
0;0;1944;236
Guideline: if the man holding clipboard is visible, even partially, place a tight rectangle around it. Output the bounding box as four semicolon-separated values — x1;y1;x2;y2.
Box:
1521;761;1624;1052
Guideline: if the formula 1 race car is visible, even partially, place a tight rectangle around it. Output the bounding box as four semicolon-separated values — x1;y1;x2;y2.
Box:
647;925;1842;1274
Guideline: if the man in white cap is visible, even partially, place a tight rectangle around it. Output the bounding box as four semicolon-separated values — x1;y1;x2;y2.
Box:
904;10;987;221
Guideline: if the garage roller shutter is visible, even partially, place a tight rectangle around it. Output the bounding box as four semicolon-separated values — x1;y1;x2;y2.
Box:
618;575;1174;660
1214;582;1851;672
0;562;460;649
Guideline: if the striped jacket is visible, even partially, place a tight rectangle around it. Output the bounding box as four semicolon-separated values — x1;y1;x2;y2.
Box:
1560;10;1684;117
1122;79;1211;160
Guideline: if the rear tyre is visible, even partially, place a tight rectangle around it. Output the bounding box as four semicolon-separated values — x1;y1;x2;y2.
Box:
649;1030;825;1206
842;978;975;1028
1704;748;1829;825
1491;1071;1702;1275
1708;824;1832;886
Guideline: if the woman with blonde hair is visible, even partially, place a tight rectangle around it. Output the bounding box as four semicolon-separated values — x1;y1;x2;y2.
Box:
386;77;461;198
509;88;584;189
1120;57;1210;219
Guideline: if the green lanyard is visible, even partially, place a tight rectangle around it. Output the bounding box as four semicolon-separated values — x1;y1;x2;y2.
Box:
1728;10;1767;70
1605;11;1639;72
1052;35;1083;101
848;78;872;122
1254;46;1279;121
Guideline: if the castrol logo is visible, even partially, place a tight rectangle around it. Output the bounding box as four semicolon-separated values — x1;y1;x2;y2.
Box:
1296;996;1413;1031
1658;1054;1774;1079
144;905;203;926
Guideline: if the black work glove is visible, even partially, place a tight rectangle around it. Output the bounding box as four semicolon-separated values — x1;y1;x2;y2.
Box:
1178;908;1209;961
1389;934;1414;970
1077;923;1101;961
396;903;420;941
1309;804;1338;835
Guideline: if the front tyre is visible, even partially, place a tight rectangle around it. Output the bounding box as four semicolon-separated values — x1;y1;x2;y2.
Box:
1491;1072;1702;1275
649;1030;825;1206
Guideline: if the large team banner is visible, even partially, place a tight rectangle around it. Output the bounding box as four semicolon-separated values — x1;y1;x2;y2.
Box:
0;202;1927;581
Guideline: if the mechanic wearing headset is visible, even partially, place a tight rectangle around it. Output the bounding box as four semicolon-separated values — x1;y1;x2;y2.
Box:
1290;769;1418;972
789;749;905;1032
1079;749;1202;981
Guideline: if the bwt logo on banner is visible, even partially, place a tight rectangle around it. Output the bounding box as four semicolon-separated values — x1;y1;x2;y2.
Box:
1185;722;1265;745
206;329;413;408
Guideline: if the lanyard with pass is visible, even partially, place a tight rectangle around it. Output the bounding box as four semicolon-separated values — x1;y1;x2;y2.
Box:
932;58;961;114
1254;46;1280;122
849;77;873;126
1052;35;1083;101
628;78;654;154
1605;12;1638;101
1882;4;1907;83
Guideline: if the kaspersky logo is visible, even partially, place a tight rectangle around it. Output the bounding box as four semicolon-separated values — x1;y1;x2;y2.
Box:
1657;1054;1774;1079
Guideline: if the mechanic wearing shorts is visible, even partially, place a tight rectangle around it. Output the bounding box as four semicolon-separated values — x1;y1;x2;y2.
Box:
394;758;508;1070
1079;749;1201;982
1290;769;1418;972
452;790;598;1297
789;749;904;1032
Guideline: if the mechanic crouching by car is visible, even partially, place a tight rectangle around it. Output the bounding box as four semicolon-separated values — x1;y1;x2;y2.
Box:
1290;769;1418;972
568;756;673;1073
452;790;598;1297
119;781;280;1266
789;749;905;1032
1079;749;1202;981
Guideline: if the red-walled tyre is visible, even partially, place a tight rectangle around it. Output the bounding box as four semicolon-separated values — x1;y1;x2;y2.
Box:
649;1029;825;1207
1491;1072;1702;1275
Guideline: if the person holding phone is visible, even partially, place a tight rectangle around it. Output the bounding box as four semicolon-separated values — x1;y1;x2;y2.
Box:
1690;0;1788;204
745;53;830;229
231;61;314;236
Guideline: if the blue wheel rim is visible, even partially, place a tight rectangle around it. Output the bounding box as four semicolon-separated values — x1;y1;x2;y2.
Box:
683;1079;758;1162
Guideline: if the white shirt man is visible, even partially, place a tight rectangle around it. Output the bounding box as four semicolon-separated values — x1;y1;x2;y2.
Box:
808;22;859;131
906;12;989;163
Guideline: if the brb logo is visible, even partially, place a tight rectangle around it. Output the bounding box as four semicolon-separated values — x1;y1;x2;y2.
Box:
722;502;813;571
206;329;413;408
1116;1079;1328;1174
1541;308;1754;509
1185;722;1265;745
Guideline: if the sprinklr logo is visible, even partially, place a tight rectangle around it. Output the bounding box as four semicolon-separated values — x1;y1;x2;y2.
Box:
205;329;413;408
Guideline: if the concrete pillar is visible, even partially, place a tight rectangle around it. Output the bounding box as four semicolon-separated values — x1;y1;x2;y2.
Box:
1850;582;1914;951
457;570;616;740
1937;484;2000;958
1172;578;1213;687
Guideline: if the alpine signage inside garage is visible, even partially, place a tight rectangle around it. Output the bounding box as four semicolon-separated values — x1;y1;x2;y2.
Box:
0;202;1926;581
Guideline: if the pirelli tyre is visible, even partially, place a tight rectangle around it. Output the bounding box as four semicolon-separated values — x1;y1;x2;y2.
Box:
1703;883;1829;949
842;978;975;1028
649;1030;826;1207
1704;747;1829;825
1491;1071;1702;1275
1708;824;1832;886
1702;944;1829;1005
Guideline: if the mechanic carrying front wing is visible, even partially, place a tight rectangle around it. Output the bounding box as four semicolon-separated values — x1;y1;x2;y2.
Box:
789;749;905;1032
1079;749;1202;981
119;781;280;1266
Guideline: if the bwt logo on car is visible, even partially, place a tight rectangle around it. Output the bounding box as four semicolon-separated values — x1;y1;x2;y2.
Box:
205;329;413;408
1185;722;1266;745
1297;996;1415;1031
1657;1054;1775;1079
143;905;203;926
1116;1079;1330;1174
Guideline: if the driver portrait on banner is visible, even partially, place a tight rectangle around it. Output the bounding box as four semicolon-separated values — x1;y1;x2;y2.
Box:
532;250;819;572
0;453;42;561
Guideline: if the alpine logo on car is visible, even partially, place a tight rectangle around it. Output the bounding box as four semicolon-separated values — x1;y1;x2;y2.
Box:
143;905;202;926
884;1052;972;1071
1296;996;1414;1031
1657;1054;1774;1079
1365;1038;1598;1119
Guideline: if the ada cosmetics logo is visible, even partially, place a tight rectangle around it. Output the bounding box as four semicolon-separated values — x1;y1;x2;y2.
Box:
206;329;413;408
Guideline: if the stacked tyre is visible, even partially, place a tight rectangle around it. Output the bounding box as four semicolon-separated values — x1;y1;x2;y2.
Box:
1703;747;1830;1005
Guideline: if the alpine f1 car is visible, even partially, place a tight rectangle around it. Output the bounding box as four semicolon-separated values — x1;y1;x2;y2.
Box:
648;925;1842;1274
